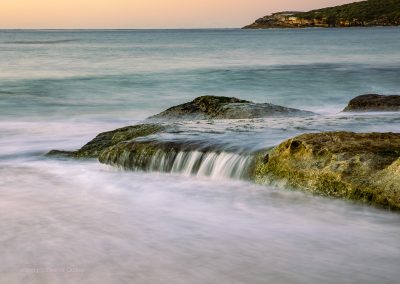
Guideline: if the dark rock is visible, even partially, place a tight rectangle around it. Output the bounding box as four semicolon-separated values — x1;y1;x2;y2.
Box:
253;132;400;210
343;94;400;112
149;96;314;120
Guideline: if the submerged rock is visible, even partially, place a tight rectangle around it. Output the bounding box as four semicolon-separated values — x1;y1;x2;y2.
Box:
47;124;165;159
253;132;400;209
149;96;314;120
46;150;76;158
343;94;400;112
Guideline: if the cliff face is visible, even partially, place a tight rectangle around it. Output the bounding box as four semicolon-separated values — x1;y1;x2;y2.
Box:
243;0;400;29
243;12;331;29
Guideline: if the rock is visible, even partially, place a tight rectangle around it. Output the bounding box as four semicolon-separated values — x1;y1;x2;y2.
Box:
46;150;76;158
343;94;400;112
243;12;313;29
99;140;198;170
46;124;165;159
98;139;255;179
149;96;314;120
253;132;400;209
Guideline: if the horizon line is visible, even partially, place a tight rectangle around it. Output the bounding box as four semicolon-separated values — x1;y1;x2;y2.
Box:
0;27;243;31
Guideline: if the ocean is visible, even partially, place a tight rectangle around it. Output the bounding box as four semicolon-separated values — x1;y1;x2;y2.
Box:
0;28;400;283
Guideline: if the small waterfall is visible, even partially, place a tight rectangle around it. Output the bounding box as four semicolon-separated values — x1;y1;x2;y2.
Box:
100;142;255;180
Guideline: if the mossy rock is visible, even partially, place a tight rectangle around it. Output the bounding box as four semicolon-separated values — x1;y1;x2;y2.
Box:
253;132;400;210
46;124;166;159
97;139;235;173
149;95;314;120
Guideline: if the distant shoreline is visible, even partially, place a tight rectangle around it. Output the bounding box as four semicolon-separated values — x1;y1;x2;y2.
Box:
243;0;400;29
0;27;399;31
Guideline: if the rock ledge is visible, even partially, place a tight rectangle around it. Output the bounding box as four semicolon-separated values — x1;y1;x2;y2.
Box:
254;132;400;209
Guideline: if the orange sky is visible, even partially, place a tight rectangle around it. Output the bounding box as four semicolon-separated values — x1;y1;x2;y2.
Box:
1;0;361;29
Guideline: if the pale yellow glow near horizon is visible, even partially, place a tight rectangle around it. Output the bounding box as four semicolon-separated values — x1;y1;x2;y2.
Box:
1;0;362;29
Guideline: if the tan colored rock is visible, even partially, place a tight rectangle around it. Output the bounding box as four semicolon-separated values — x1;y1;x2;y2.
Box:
254;132;400;209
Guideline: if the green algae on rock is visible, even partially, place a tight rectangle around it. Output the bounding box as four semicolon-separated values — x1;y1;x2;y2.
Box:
253;132;400;209
98;140;189;170
149;96;314;120
47;124;166;159
98;139;255;179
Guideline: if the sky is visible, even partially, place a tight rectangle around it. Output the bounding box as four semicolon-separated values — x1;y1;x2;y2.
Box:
1;0;362;29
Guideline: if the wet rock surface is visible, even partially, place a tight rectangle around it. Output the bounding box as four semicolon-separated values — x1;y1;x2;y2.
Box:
47;124;165;159
253;132;400;209
98;139;255;179
149;96;314;120
343;94;400;112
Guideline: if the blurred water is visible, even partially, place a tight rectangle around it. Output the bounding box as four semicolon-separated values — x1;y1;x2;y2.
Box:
1;162;400;284
0;29;400;284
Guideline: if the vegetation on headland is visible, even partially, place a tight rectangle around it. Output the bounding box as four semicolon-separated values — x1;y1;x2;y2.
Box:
243;0;400;28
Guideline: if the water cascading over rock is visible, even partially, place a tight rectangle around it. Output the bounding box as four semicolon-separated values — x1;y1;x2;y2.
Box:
98;140;255;180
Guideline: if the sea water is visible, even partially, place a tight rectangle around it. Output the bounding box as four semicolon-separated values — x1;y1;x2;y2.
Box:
0;28;400;284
